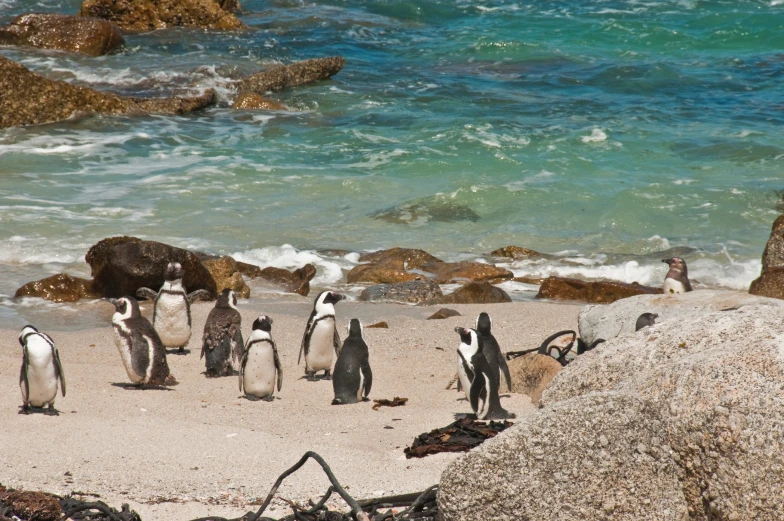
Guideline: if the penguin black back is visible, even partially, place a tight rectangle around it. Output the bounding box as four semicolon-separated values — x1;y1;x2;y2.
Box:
332;319;372;405
201;289;243;377
475;312;512;391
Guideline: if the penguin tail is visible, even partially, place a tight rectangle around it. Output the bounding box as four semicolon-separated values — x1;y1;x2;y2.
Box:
164;374;179;386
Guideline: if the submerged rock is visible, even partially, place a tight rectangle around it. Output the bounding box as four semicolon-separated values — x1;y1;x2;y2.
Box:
231;92;287;110
418;261;512;284
370;199;480;224
235;56;346;95
79;0;245;32
489;245;542;259
749;214;784;299
0;55;215;128
0;14;124;56
359;279;442;304
202;256;250;298
359;248;443;270
535;275;661;304
14;274;101;303
422;282;511;305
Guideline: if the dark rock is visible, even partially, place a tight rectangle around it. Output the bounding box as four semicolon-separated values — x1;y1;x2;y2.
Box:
427;308;461;320
257;264;316;296
0;14;124;56
422;282;512;305
749;214;784;300
536;276;661;304
232;92;287;110
512;275;545;285
371;199;480;224
366;321;389;329
348;264;421;284
489;245;542;259
0;55;215;128
235;56;345;95
202;256;249;298
418;261;513;284
85;236;217;299
14;274;101;303
79;0;245;32
359;279;443;304
358;248;442;270
507;353;562;404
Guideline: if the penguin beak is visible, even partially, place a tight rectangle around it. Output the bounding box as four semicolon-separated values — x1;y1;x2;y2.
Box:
333;293;345;301
106;298;122;310
454;327;464;334
662;258;672;265
267;316;273;325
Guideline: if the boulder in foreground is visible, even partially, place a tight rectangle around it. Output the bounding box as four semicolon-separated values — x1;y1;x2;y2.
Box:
0;14;124;56
536;275;661;303
79;0;245;32
749;214;784;299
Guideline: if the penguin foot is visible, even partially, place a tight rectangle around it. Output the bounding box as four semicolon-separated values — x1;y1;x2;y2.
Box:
19;404;30;415
44;405;59;416
322;371;332;381
243;394;262;402
261;395;275;402
306;372;317;382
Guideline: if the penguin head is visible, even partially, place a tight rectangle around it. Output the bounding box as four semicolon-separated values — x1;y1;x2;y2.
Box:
252;315;273;332
107;297;141;319
346;318;363;339
455;327;480;356
635;312;659;331
18;325;39;347
164;262;184;281
476;312;492;335
216;289;237;309
314;291;344;314
662;257;688;275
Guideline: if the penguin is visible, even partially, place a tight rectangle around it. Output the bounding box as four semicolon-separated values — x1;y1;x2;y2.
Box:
136;262;210;352
454;327;513;420
331;319;372;405
475;312;512;392
18;325;65;415
239;315;281;402
662;257;693;294
108;297;175;387
298;291;345;381
201;288;244;378
635;312;659;331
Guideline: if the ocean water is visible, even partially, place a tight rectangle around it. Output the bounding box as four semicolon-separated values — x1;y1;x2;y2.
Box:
1;0;783;326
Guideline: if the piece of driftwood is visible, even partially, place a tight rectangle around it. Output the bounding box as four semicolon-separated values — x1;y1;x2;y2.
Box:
404;417;513;459
372;397;408;410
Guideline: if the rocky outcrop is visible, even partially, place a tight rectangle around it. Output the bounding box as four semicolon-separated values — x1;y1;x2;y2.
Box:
0;14;124;56
235;57;345;95
231;92;287;110
14;274;101;303
79;0;245;32
418;261;512;284
202;256;250;298
0;55;215;128
359;279;442;304
535;275;661;303
422;282;511;305
85;236;217;299
427;308;460;320
749;214;784;299
349;248;442;284
578;289;784;346
506;353;561;403
489;245;542;259
359;248;442;270
255;264;316;296
439;305;784;520
347;264;420;284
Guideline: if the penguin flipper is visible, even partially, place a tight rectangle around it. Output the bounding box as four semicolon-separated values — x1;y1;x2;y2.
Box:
274;346;283;392
468;370;485;414
20;347;29;403
136;287;158;301
187;289;211;303
239;344;248;393
360;358;372;399
53;345;66;397
497;350;512;391
231;322;244;365
333;327;342;357
456;378;462;392
299;310;317;365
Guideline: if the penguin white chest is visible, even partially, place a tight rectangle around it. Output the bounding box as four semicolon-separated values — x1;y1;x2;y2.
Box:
306;318;336;372
663;278;686;294
155;292;191;347
111;321;144;384
22;340;58;407
243;344;276;397
456;353;473;403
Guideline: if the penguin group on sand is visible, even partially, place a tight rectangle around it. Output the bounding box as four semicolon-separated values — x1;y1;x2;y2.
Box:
14;256;693;418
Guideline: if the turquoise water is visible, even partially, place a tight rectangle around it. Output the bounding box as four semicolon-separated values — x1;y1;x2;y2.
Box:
1;0;783;324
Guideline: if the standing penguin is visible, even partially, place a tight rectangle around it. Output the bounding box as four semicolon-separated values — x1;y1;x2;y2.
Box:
136;262;210;352
108;297;175;387
455;327;513;420
299;291;345;381
18;325;65;415
331;319;372;405
201;289;244;378
475;312;512;392
662;257;693;294
239;315;282;402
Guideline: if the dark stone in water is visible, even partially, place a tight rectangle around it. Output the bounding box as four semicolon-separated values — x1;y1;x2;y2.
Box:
359;279;442;304
370;199;480;224
79;0;245;32
236;56;346;95
0;14;124;56
358;247;442;270
14;274;101;303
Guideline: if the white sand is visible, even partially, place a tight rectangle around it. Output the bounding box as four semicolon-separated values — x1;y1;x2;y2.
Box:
0;296;580;520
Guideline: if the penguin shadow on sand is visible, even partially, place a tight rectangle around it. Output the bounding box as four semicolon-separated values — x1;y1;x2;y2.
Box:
110;382;175;391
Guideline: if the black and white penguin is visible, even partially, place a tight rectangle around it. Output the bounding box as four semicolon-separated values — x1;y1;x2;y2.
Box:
331;319;372;405
108;297;175;386
475;312;512;392
202;289;244;378
454;327;513;420
18;325;65;415
239;315;281;402
635;312;659;331
662;257;692;294
298;291;345;381
136;262;210;352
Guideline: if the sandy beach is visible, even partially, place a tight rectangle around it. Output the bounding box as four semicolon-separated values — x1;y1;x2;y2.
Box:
0;295;580;520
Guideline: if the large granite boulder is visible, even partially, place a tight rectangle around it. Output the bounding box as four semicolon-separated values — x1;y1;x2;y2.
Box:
235;57;345;95
578;289;784;346
536;275;661;303
79;0;245;32
85;236;217;299
749;214;784;299
0;55;215;128
14;274;101;303
202;256;250;298
0;14;124;56
359;279;442;304
439;305;784;520
422;282;511;305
